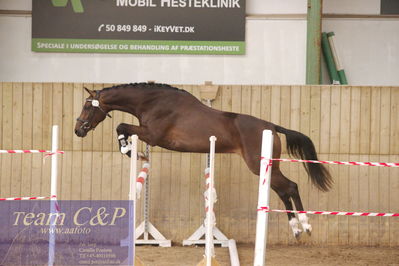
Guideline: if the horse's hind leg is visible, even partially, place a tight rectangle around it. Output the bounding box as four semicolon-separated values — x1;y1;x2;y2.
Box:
271;169;312;238
272;184;302;239
238;129;306;238
290;183;312;235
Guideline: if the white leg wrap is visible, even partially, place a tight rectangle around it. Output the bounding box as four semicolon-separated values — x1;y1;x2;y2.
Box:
120;144;131;154
118;135;131;154
298;213;312;233
289;217;302;238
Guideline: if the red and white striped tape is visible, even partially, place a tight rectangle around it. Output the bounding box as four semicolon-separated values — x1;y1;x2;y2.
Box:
204;167;217;226
136;163;150;199
204;167;217;207
0;195;57;201
0;150;64;155
272;158;399;168
258;206;399;217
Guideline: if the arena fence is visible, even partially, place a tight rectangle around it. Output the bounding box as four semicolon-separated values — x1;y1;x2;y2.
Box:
0;83;398;246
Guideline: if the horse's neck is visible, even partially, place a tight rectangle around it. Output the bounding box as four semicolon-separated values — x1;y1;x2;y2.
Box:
102;87;156;119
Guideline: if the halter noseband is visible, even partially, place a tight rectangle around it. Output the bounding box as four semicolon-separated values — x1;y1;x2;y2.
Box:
76;92;112;131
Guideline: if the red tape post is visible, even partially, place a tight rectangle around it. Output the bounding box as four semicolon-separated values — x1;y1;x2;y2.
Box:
260;157;272;185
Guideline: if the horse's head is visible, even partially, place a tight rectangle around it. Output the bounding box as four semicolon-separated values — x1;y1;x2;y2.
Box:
74;87;112;137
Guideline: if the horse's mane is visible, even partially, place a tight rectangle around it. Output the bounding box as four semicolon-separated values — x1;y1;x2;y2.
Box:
102;82;182;92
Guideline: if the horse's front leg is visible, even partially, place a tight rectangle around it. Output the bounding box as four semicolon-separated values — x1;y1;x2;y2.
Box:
116;123;150;159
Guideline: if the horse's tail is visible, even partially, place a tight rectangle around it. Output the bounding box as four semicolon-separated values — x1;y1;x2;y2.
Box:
275;125;332;192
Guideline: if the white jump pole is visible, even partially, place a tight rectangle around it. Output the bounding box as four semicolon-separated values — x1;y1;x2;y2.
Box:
128;135;138;266
134;157;172;247
205;136;217;265
184;135;239;266
254;130;274;266
48;125;59;266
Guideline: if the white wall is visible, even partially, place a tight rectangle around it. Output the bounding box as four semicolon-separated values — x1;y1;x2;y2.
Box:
322;18;399;85
247;0;306;14
322;0;399;86
0;0;308;84
0;16;307;84
0;0;31;10
324;0;381;14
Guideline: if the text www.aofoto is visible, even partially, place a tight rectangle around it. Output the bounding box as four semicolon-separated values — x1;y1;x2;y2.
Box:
41;227;91;234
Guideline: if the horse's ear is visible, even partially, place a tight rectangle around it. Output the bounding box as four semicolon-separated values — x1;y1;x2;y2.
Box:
84;87;96;97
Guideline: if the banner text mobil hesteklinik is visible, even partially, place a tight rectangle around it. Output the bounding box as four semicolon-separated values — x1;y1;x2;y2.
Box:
116;0;241;8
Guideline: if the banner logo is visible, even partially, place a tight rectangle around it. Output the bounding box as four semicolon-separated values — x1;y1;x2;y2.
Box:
51;0;84;13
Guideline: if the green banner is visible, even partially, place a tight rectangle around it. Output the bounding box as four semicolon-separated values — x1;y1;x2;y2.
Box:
32;39;245;55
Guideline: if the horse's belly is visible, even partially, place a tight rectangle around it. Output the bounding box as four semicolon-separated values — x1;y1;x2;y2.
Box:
157;135;211;153
158;128;236;154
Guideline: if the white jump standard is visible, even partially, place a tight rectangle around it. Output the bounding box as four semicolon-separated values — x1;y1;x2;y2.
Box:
0;125;63;266
119;136;171;247
253;130;273;266
253;129;399;266
134;144;172;247
183;136;240;266
253;130;311;265
121;135;172;265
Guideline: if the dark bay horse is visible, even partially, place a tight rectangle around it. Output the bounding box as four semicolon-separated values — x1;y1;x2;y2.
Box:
74;83;332;238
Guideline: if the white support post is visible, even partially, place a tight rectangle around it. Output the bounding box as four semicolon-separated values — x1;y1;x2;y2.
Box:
143;146;150;241
183;136;239;266
121;142;171;250
134;145;171;247
128;135;138;266
254;130;274;266
205;136;217;265
48;125;59;266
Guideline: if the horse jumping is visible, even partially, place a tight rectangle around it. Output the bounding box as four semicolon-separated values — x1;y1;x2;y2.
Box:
74;82;332;238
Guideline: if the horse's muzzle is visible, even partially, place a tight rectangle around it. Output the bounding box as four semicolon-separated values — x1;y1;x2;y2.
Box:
75;128;87;137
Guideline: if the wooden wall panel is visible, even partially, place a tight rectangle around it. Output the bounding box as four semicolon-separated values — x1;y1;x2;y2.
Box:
0;83;2;149
11;83;23;198
380;88;391;154
3;86;14;190
391;89;399;154
249;85;262;241
0;83;398;246
389;154;399;247
219;86;233;238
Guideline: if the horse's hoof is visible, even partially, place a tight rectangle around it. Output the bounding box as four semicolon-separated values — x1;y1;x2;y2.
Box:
120;144;131;154
294;231;302;240
301;223;312;236
137;152;149;161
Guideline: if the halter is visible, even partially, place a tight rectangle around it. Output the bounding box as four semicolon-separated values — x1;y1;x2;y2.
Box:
76;92;112;131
